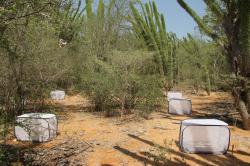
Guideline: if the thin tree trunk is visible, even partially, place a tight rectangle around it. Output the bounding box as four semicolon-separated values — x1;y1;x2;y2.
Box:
232;87;250;130
247;91;250;115
238;100;250;130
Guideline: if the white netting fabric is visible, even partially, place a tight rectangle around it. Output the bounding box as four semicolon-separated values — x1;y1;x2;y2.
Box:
179;119;230;154
167;92;182;101
169;99;192;115
15;113;57;142
50;90;65;100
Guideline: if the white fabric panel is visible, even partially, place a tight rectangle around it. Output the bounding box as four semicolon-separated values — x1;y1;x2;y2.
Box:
167;92;182;101
50;90;65;100
182;119;228;126
169;99;191;115
180;119;230;154
15;113;57;142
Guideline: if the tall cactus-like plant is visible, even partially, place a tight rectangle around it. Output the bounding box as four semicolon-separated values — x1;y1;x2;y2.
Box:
84;0;116;60
97;0;104;23
129;0;175;86
58;0;85;43
168;33;179;86
85;0;93;20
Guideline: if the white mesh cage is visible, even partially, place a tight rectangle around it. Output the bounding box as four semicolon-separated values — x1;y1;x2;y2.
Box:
15;113;57;142
50;90;65;100
179;119;230;154
167;92;182;101
169;99;192;115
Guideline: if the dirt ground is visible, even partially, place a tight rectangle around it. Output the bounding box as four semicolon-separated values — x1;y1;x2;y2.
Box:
8;92;250;166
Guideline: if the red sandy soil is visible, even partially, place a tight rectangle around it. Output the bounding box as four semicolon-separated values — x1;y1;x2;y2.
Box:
8;92;250;166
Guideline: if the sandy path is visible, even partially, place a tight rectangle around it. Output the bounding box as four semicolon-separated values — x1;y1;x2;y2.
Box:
8;92;250;165
47;92;250;166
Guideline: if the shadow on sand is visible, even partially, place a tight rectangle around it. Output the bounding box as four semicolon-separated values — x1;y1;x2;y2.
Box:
113;134;250;166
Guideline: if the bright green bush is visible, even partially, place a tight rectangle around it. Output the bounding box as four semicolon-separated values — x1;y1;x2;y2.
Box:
81;51;164;116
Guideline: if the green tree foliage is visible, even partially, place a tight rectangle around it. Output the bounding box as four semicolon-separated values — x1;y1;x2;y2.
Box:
239;1;250;75
81;0;118;60
177;34;228;95
1;0;57;115
55;0;85;43
3;0;165;120
0;0;68;163
82;51;163;117
177;0;250;129
1;1;247;163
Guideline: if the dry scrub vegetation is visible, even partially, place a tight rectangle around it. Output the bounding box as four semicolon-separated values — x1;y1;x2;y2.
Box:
0;0;250;165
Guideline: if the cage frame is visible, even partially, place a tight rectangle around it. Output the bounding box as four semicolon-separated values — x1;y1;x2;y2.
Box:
179;119;231;154
168;98;192;115
14;113;58;143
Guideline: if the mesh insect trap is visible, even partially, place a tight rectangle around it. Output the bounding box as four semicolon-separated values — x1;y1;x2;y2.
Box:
167;91;192;115
167;92;183;101
15;113;57;142
179;119;230;154
50;90;65;100
169;98;192;115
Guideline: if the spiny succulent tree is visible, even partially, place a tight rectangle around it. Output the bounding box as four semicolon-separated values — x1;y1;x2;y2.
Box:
56;0;85;43
177;0;250;129
84;0;116;59
168;33;180;87
129;0;177;89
